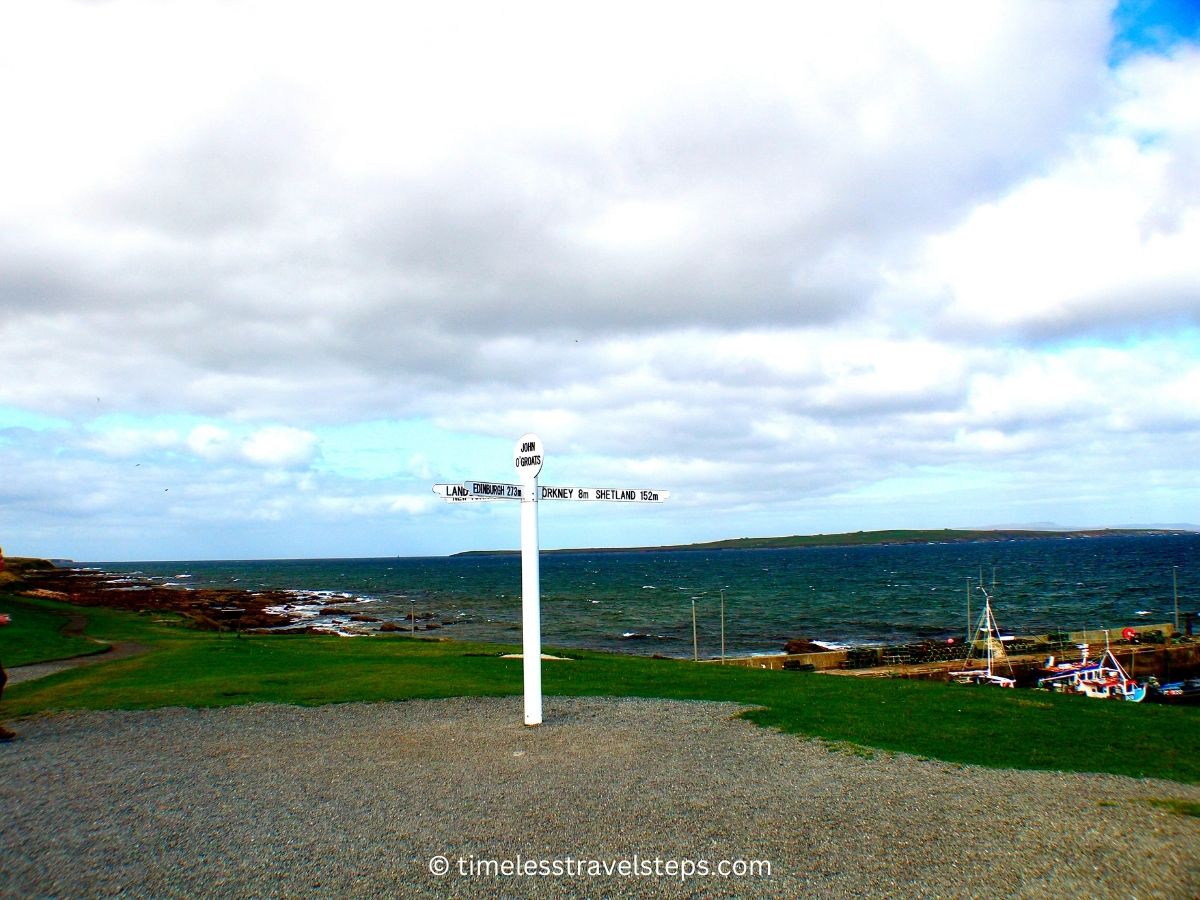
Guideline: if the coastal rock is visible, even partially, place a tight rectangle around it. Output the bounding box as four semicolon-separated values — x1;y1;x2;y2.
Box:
349;615;380;623
20;588;70;600
14;568;297;632
379;622;401;632
784;638;827;654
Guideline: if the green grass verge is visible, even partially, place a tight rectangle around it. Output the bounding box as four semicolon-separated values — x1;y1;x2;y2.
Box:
0;593;108;665
3;596;1198;783
1147;799;1200;818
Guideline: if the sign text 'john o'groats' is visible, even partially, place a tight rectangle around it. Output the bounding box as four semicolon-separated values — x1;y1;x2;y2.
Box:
514;435;543;481
433;434;668;726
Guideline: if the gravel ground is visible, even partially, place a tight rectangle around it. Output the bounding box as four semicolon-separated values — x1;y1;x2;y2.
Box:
1;696;1197;899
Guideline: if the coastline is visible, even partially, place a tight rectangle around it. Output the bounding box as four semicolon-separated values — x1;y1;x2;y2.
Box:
6;530;1196;658
450;526;1189;557
11;565;303;632
7;563;454;640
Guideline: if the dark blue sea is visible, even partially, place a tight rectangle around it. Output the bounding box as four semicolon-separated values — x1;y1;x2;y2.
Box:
90;533;1198;658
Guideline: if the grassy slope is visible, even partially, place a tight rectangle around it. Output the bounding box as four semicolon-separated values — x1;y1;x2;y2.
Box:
0;593;106;666
3;595;1198;783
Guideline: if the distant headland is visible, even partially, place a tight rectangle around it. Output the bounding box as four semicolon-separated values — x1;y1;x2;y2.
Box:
451;527;1187;557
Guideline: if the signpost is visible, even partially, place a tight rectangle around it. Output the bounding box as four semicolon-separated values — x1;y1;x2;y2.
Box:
434;433;668;726
514;433;543;728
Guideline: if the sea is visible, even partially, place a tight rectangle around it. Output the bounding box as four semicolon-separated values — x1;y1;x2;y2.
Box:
89;532;1199;658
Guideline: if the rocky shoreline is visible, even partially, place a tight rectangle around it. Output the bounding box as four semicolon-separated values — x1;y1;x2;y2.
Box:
14;565;302;632
5;561;472;639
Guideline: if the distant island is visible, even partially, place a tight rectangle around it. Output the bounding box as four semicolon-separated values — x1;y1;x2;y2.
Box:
451;527;1185;557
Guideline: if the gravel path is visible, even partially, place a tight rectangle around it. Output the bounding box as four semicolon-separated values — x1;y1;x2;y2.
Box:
5;642;149;686
1;697;1197;899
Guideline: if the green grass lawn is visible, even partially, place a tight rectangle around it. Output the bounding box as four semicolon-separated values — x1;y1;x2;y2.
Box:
3;594;1198;783
0;594;108;665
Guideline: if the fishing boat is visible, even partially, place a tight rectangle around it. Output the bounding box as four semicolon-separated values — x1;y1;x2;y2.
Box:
952;583;1015;688
1036;640;1146;702
1038;643;1094;679
1148;677;1200;704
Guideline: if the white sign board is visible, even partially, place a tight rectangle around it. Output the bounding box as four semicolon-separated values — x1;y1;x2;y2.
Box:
432;483;489;502
514;433;543;482
540;486;669;502
461;483;669;502
466;480;525;499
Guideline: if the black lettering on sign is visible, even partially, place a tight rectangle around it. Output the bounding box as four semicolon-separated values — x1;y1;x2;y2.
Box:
521;441;536;452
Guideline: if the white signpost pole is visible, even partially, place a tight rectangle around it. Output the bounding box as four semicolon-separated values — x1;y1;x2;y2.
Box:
514;433;544;726
435;438;668;727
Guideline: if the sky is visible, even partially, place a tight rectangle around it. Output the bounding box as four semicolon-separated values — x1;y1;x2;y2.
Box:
1;0;1198;561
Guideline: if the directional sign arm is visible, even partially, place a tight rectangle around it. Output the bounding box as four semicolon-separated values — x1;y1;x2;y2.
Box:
432;483;494;502
439;482;670;502
539;486;670;502
466;481;525;499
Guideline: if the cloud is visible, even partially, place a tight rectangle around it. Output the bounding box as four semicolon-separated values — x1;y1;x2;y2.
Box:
239;426;320;468
85;426;181;458
1;1;1198;558
914;47;1200;339
187;425;233;460
76;421;318;468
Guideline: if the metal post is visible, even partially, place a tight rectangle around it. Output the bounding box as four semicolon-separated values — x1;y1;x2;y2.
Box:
965;578;971;648
1174;566;1180;633
720;589;726;664
692;598;698;662
521;476;541;726
410;599;415;636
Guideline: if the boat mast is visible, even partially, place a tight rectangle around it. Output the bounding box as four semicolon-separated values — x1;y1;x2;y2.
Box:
1174;565;1180;633
965;578;971;648
977;581;1014;678
961;579;990;674
982;585;995;678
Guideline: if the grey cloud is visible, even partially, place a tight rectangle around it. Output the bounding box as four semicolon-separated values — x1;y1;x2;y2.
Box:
98;84;318;239
0;4;1120;424
0;242;94;314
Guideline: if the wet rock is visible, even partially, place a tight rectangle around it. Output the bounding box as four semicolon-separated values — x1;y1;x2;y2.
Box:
16;569;298;632
784;638;827;654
